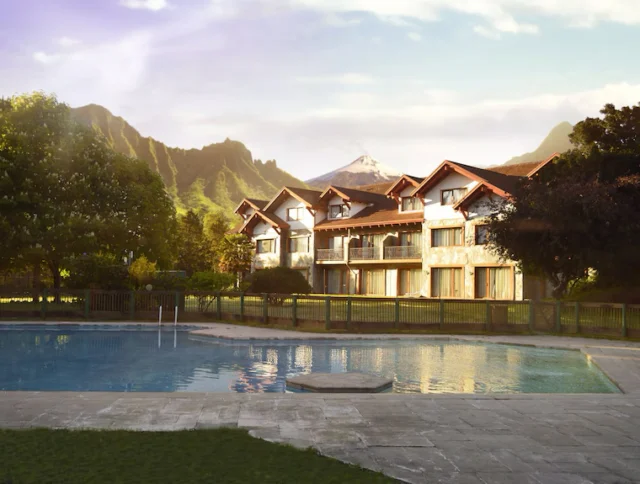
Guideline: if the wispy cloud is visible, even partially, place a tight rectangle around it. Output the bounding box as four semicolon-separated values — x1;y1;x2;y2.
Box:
57;37;81;47
473;25;501;40
282;0;640;36
295;73;375;85
407;32;422;42
33;51;60;64
120;0;169;11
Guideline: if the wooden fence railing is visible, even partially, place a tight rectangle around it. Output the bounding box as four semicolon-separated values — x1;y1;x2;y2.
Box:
0;290;638;337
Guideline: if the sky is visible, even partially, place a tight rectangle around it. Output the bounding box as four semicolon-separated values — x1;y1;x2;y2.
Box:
2;1;640;180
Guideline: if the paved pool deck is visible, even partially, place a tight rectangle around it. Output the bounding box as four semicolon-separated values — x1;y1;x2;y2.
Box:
2;323;640;483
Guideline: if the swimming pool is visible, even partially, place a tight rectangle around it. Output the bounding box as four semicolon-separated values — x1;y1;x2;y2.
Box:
0;326;620;394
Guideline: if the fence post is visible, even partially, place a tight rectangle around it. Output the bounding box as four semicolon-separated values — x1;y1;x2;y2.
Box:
263;293;269;324
41;288;48;320
129;291;135;321
621;303;627;338
485;300;491;332
291;295;297;327
555;301;562;333
239;293;245;321
216;291;222;320
575;301;581;334
528;299;534;333
346;297;352;331
84;289;90;319
439;299;445;330
325;296;331;330
394;298;400;329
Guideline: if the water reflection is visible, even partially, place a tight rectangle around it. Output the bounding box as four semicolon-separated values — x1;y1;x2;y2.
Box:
0;327;619;394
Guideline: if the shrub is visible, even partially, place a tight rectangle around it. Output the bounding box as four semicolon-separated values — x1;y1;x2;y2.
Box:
187;272;235;292
247;267;311;302
65;254;129;290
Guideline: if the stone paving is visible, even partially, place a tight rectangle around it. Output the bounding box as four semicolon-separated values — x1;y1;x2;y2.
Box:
2;324;640;483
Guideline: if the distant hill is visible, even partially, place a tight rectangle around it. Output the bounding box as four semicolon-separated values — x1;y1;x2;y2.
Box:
306;155;401;189
504;121;574;166
71;104;306;214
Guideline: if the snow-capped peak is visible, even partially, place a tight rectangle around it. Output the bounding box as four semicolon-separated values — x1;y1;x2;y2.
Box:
305;154;402;188
337;155;401;176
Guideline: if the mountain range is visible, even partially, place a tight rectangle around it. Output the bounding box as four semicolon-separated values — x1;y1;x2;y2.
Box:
71;104;576;214
305;155;401;189
502;121;574;166
71;104;306;215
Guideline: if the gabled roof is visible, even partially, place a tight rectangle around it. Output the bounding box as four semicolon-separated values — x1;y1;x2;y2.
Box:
234;198;268;215
239;210;289;234
354;181;395;195
319;185;394;207
385;174;425;197
486;153;561;178
262;186;322;212
526;153;560;177
452;183;497;211
411;160;515;198
487;161;543;177
314;206;423;231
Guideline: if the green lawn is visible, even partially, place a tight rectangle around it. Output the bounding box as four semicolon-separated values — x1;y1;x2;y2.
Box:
0;428;393;484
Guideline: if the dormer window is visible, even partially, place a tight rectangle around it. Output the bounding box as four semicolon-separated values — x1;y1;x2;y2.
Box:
330;204;349;219
441;188;468;206
401;197;421;212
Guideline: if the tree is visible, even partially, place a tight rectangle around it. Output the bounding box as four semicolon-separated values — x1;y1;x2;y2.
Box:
0;92;177;296
187;271;235;312
217;234;254;286
175;210;213;276
247;267;312;304
205;211;231;267
128;255;157;289
488;103;640;298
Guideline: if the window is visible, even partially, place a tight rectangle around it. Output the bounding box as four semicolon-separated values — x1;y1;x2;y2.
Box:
441;188;468;206
330;204;349;219
401;197;421;212
256;239;275;254
287;207;305;221
327;269;347;294
475;267;510;300
475;225;490;245
399;269;421;296
329;236;343;249
431;227;463;247
431;268;463;298
288;236;309;253
400;232;420;246
361;269;385;295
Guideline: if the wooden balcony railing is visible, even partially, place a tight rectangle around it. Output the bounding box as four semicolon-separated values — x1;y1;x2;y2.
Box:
316;248;344;261
349;247;380;260
384;245;422;260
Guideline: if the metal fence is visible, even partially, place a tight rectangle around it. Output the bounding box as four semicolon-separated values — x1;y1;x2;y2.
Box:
0;289;638;337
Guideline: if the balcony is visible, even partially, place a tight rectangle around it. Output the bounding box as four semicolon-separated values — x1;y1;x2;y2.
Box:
349;247;380;260
384;245;422;260
316;248;344;261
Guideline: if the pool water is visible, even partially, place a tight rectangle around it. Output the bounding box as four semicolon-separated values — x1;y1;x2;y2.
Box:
0;326;620;394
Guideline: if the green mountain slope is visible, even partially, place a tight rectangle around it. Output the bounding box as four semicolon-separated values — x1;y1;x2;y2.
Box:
71;104;307;213
504;121;574;165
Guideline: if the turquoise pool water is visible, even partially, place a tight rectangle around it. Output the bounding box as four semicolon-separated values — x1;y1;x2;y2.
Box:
0;326;620;394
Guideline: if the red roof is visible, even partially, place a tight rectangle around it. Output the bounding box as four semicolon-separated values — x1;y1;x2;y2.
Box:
262;186;322;212
315;207;422;231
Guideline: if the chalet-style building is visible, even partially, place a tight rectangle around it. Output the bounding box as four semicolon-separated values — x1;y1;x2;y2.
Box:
234;156;557;300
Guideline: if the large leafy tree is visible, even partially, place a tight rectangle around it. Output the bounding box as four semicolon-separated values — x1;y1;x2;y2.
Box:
218;234;254;286
175;210;214;276
0;92;177;294
488;103;640;298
